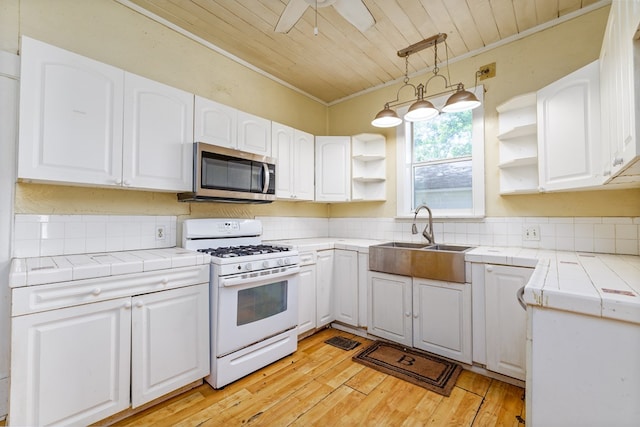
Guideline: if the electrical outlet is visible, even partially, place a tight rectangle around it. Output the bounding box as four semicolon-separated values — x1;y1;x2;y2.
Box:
523;225;540;241
156;226;166;240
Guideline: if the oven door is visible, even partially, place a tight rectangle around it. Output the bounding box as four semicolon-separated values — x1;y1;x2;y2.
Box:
216;266;299;357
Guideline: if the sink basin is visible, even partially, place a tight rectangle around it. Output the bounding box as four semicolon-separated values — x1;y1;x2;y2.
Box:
377;242;429;249
369;242;473;283
424;244;472;252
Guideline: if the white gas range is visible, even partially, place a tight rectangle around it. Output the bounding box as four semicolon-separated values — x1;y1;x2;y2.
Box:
182;218;300;389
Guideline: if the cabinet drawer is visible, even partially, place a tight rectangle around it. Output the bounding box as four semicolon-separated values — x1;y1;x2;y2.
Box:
12;265;209;316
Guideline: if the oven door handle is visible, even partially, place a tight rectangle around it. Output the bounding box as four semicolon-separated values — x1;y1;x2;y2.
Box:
220;265;300;287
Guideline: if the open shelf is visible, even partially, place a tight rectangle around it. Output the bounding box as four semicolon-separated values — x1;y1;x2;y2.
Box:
497;93;539;194
351;133;386;201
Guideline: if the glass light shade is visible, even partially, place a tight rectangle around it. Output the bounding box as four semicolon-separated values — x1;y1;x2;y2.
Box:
441;89;481;113
404;99;439;122
371;107;403;127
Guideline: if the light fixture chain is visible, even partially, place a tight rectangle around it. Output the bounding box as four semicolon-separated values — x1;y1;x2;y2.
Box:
404;55;410;84
432;40;439;75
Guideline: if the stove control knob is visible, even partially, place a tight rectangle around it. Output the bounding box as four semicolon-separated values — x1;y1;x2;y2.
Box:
284;257;291;265
244;263;252;271
262;260;270;268
277;259;284;266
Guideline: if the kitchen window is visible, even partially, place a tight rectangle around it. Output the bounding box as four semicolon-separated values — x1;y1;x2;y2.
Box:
396;86;485;218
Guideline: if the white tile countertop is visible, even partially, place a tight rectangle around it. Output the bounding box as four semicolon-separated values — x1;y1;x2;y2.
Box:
268;238;385;253
272;239;640;325
9;247;210;287
468;246;640;325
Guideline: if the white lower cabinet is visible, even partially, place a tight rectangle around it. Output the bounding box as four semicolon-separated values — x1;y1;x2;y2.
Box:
315;250;335;327
10;298;132;426
412;279;472;364
131;284;209;407
368;272;471;364
368;271;413;347
297;263;317;335
333;249;358;326
9;279;209;426
484;264;532;380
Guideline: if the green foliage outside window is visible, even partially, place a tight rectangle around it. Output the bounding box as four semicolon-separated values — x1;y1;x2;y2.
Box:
412;110;472;162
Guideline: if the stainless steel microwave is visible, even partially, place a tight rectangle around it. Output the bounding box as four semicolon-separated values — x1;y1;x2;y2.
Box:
178;142;276;203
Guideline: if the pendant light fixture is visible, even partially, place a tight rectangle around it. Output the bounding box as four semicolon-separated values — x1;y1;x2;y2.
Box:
371;33;484;128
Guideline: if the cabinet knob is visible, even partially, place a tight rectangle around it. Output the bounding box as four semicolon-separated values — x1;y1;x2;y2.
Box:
405;311;411;317
613;157;624;167
114;178;122;185
413;313;418;319
136;301;144;308
486;266;493;273
161;277;169;286
91;287;101;296
123;179;132;186
124;301;132;309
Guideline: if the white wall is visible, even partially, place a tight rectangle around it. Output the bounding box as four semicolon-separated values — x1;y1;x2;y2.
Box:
0;50;19;419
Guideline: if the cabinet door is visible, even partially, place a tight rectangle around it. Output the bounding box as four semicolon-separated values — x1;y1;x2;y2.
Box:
600;0;640;179
298;264;317;335
123;72;194;191
237;111;271;156
368;271;412;346
18;36;124;186
412;279;472;364
537;60;602;191
333;249;358;326
194;96;237;149
272;122;295;199
131;283;209;407
315;250;335;327
315;136;351;202
293;129;315;201
9;298;131;427
484;264;533;380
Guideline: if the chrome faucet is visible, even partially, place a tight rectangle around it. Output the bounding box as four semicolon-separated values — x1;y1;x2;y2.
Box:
412;204;435;244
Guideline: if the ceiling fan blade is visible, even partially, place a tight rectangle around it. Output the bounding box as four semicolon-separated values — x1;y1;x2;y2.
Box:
275;0;310;33
333;0;375;32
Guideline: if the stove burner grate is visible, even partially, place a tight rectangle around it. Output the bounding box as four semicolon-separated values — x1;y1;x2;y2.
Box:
198;244;291;258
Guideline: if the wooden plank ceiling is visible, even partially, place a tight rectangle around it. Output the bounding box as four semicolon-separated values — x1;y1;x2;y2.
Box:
124;0;606;103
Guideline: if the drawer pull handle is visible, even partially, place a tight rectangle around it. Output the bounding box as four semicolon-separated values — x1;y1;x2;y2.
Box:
161;278;169;286
91;288;101;296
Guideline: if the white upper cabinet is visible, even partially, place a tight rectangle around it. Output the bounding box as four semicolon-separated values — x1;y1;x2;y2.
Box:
315;136;351;202
18;36;124;186
194;96;237;149
194;99;272;156
123;73;193;191
18;36;194;192
600;0;640;184
237;111;272;156
271;122;314;201
537;60;602;191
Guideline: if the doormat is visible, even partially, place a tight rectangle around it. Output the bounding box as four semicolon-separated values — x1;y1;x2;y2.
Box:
353;341;461;396
324;336;361;351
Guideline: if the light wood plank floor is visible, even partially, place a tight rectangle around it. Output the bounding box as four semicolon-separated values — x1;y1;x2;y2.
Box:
111;328;525;427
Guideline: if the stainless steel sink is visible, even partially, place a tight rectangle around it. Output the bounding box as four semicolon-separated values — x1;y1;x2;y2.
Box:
424;244;472;252
376;242;430;249
369;242;473;283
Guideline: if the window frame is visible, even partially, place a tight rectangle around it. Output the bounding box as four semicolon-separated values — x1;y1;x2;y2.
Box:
396;85;485;218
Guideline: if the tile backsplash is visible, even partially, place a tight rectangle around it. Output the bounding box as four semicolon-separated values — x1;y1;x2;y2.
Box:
13;215;177;258
13;215;640;258
261;216;640;256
